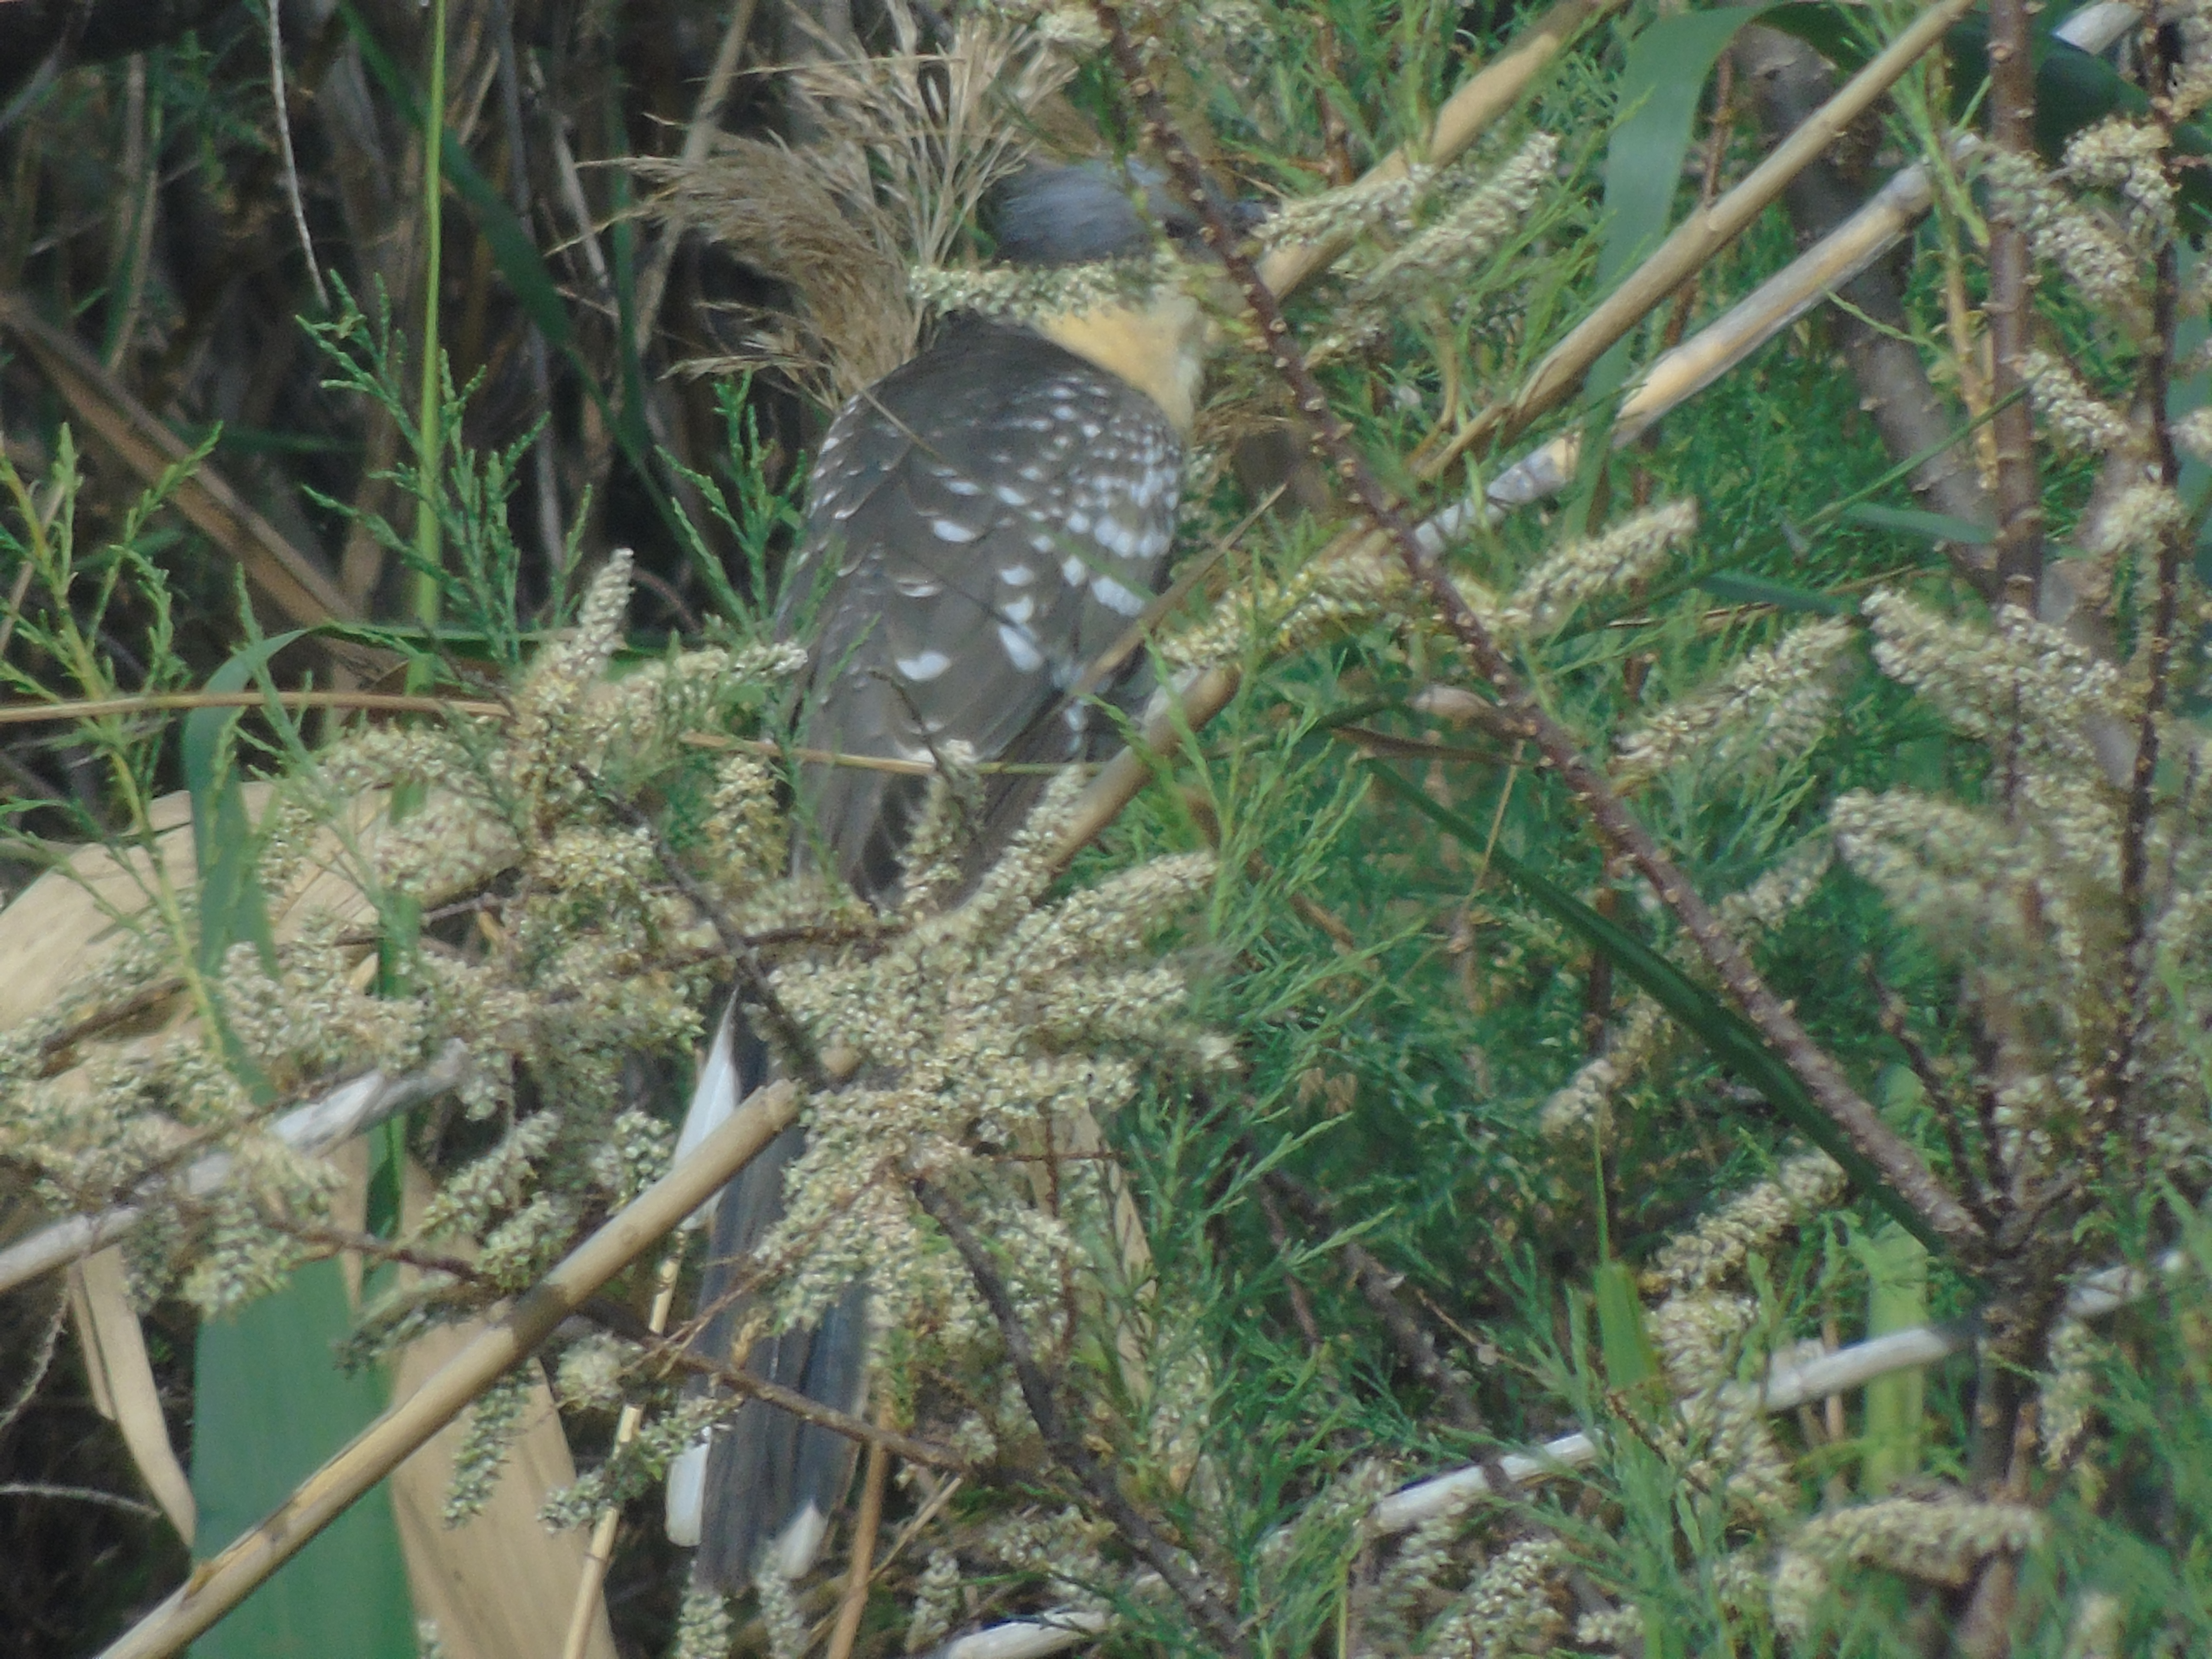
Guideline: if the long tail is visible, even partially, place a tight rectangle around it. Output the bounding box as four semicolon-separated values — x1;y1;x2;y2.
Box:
665;999;869;1586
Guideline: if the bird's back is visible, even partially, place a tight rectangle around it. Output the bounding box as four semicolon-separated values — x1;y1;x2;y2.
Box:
780;315;1185;902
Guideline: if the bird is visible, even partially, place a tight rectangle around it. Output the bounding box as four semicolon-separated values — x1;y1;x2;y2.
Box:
664;159;1209;1592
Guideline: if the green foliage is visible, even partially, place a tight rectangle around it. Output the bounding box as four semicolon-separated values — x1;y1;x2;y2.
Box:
303;283;584;670
7;2;2212;1656
191;1258;415;1659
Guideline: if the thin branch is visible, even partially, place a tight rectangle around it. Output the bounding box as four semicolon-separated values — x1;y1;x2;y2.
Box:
1093;1;1984;1264
629;0;760;356
825;1411;893;1659
2091;23;2190;1160
267;0;329;312
0;1290;68;1439
580;1291;963;1470
1984;0;2046;607
563;1255;674;1659
1866;961;1999;1230
911;1176;1253;1658
1252;1183;1322;1349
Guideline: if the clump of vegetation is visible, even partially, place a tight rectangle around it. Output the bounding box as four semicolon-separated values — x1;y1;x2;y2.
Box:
2;2;2209;1657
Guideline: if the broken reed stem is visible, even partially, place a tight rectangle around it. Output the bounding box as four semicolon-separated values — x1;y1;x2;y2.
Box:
1507;0;1976;432
1094;1;1986;1264
557;1250;683;1659
1413;0;1979;475
95;1081;802;1659
1984;0;2046;608
910;1177;1254;1659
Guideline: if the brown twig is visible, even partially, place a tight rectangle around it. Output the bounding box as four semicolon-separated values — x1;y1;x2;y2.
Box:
825;1410;893;1659
1658;54;1736;356
281;1220;496;1288
1252;1182;1323;1350
1983;0;2045;609
1095;1;1985;1266
2090;27;2191;1169
561;1252;681;1659
628;0;760;357
577;1269;963;1471
911;1176;1253;1658
1865;961;1999;1231
0;1480;164;1520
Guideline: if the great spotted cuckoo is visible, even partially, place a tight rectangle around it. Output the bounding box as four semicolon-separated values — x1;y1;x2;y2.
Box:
665;161;1207;1590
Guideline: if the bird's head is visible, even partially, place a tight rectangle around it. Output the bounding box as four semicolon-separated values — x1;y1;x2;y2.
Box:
987;161;1227;433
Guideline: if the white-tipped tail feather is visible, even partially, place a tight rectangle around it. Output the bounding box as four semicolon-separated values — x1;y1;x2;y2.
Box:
665;1440;708;1547
672;1000;741;1233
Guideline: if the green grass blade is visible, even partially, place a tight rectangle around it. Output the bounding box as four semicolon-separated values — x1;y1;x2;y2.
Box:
1840;503;1995;544
1594;1260;1668;1413
1587;6;1771;414
184;629;305;980
189;1259;416;1659
335;2;686;548
1695;571;1854;614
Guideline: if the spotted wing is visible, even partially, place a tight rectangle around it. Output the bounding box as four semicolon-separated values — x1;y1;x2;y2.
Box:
777;317;1183;902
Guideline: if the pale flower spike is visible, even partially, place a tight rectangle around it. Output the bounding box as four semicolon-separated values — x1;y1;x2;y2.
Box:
1500;500;1697;636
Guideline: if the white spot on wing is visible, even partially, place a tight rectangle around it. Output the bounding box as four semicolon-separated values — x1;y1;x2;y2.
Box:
892;574;943;598
1093;574;1148;616
931;518;980;543
1000;562;1035;586
999;624;1044;672
1002;594;1035;624
897;650;951;681
1062;554;1090;585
